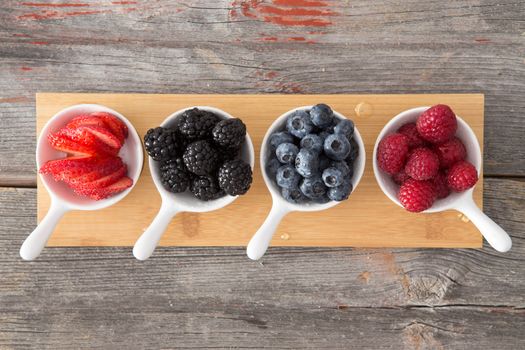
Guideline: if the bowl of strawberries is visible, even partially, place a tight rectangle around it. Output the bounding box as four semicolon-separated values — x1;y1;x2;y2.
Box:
20;104;143;260
373;104;511;252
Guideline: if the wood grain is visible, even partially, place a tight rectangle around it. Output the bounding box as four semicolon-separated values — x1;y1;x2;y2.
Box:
1;0;524;348
1;177;523;349
37;93;484;248
0;0;524;183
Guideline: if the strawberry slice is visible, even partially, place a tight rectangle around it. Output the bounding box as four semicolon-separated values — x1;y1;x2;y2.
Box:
74;176;133;200
53;127;119;156
90;112;128;142
66;115;106;129
47;133;98;156
65;157;123;186
73;165;126;190
39;156;100;181
78;125;122;150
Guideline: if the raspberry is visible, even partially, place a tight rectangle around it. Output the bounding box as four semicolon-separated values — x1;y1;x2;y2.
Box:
404;147;440;181
433;137;466;168
376;133;409;175
392;169;410;185
416;104;457;144
447;161;478;192
432;171;450;199
397;122;426;148
398;178;436;212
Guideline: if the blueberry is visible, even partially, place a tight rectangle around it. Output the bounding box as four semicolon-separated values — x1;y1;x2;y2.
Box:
295;148;319;178
334;119;355;140
300;176;327;200
276;165;301;189
330;161;351;176
346;138;359;163
313;194;331;204
269;131;294;150
286;110;314;139
324;134;351;160
276;143;299;164
310;103;334;129
318;131;330;142
322;167;344;188
266;157;281;178
318;154;331;171
327;180;353;201
281;186;307;204
300;134;323;154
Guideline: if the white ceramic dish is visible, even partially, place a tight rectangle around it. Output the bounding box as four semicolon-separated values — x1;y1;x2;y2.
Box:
246;106;366;260
373;106;511;252
133;106;255;260
20;104;143;261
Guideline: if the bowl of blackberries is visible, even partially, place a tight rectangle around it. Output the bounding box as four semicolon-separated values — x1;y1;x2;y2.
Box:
263;103;365;208
143;106;254;207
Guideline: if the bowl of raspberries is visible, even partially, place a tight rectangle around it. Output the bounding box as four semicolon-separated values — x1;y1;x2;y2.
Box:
134;107;254;260
144;107;254;203
373;104;511;252
246;103;365;260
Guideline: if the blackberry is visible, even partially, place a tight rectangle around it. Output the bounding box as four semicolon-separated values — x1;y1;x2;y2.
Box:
212;118;246;148
218;159;253;196
178;108;220;140
190;175;224;201
183;140;220;176
159;158;191;193
218;145;241;163
143;127;179;161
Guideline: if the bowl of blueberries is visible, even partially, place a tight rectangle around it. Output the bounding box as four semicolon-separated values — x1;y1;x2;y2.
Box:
246;103;365;260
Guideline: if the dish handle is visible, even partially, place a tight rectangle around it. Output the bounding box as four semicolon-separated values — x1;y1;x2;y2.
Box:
133;201;179;260
247;204;289;260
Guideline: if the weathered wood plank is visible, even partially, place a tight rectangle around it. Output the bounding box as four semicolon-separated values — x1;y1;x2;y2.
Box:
0;0;524;184
0;178;523;348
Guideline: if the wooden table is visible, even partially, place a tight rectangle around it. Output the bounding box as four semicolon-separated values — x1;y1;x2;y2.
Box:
1;1;523;349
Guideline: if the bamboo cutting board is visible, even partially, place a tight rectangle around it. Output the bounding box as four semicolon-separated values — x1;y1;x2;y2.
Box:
37;93;484;248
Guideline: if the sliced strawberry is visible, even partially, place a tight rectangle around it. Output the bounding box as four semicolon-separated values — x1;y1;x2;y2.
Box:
78;125;122;150
65;157;123;186
39;156;100;181
47;133;98;156
66;115;106;129
74;176;133;200
90;112;128;142
75;165;127;189
54;127;119;156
